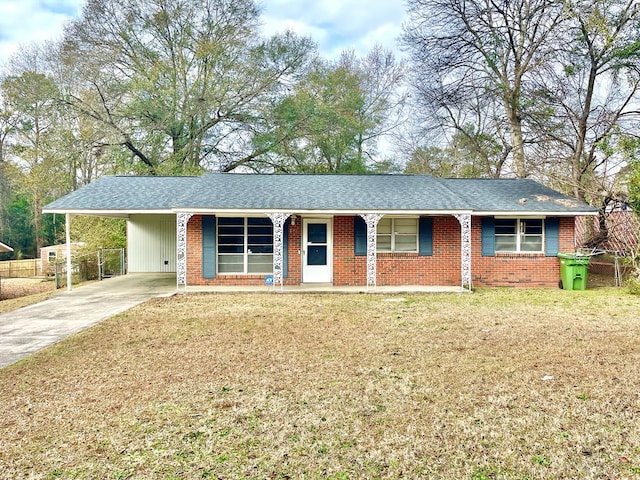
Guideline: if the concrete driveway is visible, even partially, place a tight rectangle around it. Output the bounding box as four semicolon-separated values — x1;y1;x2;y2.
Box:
0;273;176;369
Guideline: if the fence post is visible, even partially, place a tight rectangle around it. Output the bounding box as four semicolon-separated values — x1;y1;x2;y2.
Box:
54;262;63;290
98;249;102;280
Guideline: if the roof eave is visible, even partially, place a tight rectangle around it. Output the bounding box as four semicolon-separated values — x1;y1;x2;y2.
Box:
42;208;175;217
472;210;599;217
43;207;599;217
171;208;474;215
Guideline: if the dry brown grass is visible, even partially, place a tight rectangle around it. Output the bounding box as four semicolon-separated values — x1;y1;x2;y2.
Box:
1;288;639;479
0;278;56;314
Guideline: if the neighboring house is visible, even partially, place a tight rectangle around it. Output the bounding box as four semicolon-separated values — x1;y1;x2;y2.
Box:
575;208;639;255
43;174;597;290
0;242;13;253
40;243;85;275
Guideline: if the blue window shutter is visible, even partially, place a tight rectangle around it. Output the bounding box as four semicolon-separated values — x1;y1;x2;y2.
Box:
481;217;495;257
545;217;560;256
283;218;289;278
419;217;433;256
202;216;216;278
354;216;366;256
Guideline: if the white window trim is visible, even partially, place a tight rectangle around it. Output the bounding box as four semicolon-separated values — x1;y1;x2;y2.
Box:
217;217;274;275
376;217;419;253
495;218;545;253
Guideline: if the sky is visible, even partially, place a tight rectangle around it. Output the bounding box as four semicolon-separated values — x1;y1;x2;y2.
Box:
0;0;408;68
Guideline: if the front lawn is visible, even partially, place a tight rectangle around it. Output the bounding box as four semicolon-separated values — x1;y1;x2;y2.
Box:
1;289;639;479
0;277;56;313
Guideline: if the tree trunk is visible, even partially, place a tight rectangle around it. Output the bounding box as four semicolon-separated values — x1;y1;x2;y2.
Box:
503;97;527;178
33;196;43;258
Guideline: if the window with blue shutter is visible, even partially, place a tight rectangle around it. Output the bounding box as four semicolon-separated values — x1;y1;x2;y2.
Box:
545;217;559;256
283;218;289;277
418;217;433;256
354;216;432;255
481;217;496;256
202;216;216;278
354;216;367;256
483;217;552;255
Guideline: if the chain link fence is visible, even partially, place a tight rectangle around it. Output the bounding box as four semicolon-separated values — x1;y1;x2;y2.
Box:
52;248;126;288
0;248;126;292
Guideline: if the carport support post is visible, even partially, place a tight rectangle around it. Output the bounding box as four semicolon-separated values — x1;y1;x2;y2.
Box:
360;213;383;290
66;213;72;291
176;212;194;290
454;213;472;291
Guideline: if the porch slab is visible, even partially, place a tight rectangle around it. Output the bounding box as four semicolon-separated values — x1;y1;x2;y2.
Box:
182;284;469;294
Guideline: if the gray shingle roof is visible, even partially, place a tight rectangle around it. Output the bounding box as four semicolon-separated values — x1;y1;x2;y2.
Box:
176;174;469;210
44;176;197;211
443;178;593;213
43;173;597;215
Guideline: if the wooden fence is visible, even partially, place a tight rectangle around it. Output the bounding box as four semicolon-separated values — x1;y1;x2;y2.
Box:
0;259;42;278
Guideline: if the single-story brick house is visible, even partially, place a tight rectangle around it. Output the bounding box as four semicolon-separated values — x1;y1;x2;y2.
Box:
43;173;597;290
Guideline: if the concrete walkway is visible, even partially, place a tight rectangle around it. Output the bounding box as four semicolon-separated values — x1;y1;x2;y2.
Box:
0;274;176;369
185;284;467;294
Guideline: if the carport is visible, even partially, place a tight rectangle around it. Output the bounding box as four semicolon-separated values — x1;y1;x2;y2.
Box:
43;176;194;291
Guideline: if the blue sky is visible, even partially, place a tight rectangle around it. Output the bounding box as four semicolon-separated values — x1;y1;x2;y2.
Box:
0;0;407;67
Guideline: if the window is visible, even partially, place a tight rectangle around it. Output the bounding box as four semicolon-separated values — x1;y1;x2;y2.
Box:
217;217;273;274
48;251;57;263
495;218;544;253
377;217;418;252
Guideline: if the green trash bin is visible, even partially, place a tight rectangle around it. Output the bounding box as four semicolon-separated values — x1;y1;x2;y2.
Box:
557;253;590;290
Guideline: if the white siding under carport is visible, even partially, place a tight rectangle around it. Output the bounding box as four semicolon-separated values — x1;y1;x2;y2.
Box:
127;214;176;272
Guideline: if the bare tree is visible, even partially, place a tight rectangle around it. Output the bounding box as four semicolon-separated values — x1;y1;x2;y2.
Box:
402;0;565;177
529;0;640;202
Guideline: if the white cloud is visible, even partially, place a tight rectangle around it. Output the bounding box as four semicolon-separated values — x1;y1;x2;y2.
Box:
0;0;84;67
261;16;330;46
0;0;407;68
260;0;406;59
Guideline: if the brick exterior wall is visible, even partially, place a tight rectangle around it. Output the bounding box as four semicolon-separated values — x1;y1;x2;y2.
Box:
472;217;575;287
186;214;576;288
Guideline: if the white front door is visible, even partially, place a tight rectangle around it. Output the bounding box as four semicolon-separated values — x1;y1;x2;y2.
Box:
302;218;332;283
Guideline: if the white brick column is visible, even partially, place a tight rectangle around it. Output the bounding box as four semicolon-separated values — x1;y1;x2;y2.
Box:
359;213;384;289
268;212;292;289
454;214;472;290
176;212;194;290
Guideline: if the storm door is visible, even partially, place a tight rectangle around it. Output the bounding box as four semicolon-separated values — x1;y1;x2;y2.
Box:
302;219;332;283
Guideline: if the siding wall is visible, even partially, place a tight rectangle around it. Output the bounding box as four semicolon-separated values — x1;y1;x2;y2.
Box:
128;214;176;272
186;214;577;288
